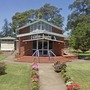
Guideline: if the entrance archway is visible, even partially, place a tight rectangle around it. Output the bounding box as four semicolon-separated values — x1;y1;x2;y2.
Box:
33;40;53;56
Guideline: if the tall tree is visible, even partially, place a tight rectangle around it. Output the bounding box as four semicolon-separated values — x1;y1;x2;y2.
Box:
12;4;63;31
1;19;14;37
67;0;90;52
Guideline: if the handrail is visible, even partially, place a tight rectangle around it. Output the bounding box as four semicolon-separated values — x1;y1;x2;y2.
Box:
32;50;56;63
49;50;56;57
32;50;40;63
32;50;38;56
48;50;56;62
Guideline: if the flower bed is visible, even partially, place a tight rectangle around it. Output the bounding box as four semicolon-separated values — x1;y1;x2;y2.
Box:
31;63;39;90
53;61;80;90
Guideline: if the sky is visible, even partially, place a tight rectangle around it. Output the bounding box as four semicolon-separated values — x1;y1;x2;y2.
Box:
0;0;74;33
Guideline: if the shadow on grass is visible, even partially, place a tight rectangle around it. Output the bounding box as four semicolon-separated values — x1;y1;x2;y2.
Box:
0;72;7;76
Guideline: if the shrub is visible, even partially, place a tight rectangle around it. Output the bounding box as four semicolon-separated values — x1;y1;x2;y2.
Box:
65;76;71;83
0;62;6;75
54;61;67;72
31;63;39;90
32;63;39;71
62;73;67;78
32;85;39;90
61;70;65;75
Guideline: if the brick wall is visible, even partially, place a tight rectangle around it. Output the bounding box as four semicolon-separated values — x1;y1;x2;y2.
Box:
52;27;63;34
19;36;32;56
53;42;64;56
19;26;30;34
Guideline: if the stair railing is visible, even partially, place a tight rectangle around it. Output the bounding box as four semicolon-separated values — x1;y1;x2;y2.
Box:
48;50;56;62
32;50;40;63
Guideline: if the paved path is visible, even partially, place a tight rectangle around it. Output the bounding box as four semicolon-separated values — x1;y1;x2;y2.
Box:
2;52;15;63
39;64;66;90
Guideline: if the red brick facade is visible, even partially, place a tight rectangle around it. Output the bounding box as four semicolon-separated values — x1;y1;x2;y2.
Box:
52;27;63;34
18;20;66;56
53;42;64;56
19;26;30;34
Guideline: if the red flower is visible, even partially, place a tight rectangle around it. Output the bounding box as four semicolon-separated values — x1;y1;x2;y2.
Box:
67;83;80;90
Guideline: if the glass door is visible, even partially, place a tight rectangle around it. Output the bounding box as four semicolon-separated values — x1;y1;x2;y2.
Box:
43;40;48;56
33;40;53;56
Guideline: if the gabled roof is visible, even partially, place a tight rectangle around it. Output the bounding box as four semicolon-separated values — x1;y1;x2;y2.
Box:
0;36;16;40
16;19;63;31
17;30;65;38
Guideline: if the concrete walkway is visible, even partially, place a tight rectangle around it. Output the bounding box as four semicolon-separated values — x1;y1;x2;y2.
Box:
39;64;66;90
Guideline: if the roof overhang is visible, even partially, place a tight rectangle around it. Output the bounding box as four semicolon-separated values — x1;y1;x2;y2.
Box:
17;30;65;38
0;37;16;40
23;38;64;43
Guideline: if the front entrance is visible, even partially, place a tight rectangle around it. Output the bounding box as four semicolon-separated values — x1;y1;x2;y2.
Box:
33;40;53;56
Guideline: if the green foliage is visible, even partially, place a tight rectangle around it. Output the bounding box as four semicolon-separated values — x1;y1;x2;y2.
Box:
0;19;15;37
67;0;90;52
0;63;30;90
66;0;90;31
69;21;90;52
0;62;6;75
54;61;67;72
31;66;39;90
12;3;63;30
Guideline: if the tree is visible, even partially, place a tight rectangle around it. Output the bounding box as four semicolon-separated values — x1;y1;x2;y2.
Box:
12;4;63;31
69;20;90;52
0;19;15;37
66;0;90;31
12;10;35;31
67;0;90;52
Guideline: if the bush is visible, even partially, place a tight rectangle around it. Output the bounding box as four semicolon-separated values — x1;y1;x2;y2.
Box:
31;63;39;90
0;62;6;75
65;76;71;83
54;61;67;72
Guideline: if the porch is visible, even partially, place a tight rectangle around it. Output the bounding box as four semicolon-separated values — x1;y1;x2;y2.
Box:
15;56;72;63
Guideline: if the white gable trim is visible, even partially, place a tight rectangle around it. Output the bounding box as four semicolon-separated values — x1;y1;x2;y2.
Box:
16;19;63;31
17;30;65;38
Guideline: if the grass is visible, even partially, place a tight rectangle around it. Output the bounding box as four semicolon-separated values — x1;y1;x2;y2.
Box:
67;62;90;90
0;55;6;61
72;51;90;55
0;63;31;90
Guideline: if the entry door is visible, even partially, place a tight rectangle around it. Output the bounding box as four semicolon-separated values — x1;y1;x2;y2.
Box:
38;40;48;56
43;40;48;56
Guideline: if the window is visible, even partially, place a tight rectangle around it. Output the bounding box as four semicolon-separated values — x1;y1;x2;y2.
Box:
30;21;52;31
49;41;53;49
42;22;44;30
30;25;33;32
38;22;40;30
33;41;37;49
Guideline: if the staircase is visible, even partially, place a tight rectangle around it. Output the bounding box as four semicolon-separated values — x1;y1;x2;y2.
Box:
15;56;72;63
15;50;72;63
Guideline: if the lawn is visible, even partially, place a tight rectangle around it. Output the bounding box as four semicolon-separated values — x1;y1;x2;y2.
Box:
0;55;6;61
67;62;90;90
0;63;31;90
71;51;90;57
